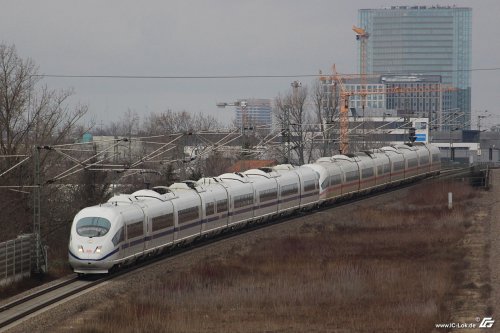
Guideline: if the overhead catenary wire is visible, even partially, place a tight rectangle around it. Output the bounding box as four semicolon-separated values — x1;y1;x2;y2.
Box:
0;113;464;189
31;128;244;185
30;67;500;80
130;134;184;168
0;155;30;158
49;140;125;182
0;132;211;186
0;156;31;178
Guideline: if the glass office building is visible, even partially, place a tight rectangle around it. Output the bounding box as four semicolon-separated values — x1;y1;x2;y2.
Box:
359;6;472;130
234;99;272;129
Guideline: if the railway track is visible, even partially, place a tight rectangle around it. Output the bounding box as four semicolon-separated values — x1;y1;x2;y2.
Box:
0;167;476;331
0;276;101;331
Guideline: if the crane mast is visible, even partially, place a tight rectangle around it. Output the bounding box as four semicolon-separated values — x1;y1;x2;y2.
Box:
332;65;350;155
352;25;369;111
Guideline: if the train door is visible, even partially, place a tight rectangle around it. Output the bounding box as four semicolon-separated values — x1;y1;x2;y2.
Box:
144;210;151;252
149;201;175;250
123;205;146;259
138;203;149;254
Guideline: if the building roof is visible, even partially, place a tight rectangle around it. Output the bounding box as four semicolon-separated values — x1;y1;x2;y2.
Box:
226;159;277;173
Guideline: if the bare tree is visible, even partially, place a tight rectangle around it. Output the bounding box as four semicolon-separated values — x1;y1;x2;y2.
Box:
144;109;223;136
0;44;87;162
0;44;88;245
120;109;140;138
311;78;340;157
273;84;312;165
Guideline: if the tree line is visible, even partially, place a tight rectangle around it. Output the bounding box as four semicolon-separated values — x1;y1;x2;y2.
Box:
0;43;349;272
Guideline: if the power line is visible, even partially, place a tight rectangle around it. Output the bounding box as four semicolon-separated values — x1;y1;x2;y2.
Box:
33;74;319;79
31;67;500;80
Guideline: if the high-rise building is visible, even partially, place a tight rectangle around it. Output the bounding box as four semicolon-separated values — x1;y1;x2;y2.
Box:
234;99;272;129
358;5;472;129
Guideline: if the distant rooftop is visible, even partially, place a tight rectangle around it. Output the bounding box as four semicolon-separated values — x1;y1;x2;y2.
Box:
360;5;471;11
226;160;277;173
380;74;442;83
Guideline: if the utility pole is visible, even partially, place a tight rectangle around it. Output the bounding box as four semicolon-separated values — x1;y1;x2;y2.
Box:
477;110;489;132
289;81;301;164
285;106;291;163
353;25;369;150
216;100;251;158
291;80;301;99
33;146;43;273
241;101;248;134
217;100;248;134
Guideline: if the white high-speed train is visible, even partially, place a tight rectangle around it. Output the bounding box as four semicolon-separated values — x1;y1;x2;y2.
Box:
69;143;441;274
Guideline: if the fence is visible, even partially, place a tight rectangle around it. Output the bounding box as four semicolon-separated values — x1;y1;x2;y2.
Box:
0;234;33;287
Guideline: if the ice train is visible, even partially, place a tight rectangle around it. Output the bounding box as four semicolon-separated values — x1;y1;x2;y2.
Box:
68;143;441;274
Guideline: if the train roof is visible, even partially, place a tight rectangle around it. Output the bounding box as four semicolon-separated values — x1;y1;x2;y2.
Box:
107;194;139;204
217;172;251;183
272;164;295;171
243;168;279;178
131;189;177;201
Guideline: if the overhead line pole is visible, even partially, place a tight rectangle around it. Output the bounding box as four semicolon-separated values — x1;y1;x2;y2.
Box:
33;146;44;274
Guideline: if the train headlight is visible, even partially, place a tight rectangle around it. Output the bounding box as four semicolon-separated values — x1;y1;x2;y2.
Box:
78;245;84;253
95;246;102;254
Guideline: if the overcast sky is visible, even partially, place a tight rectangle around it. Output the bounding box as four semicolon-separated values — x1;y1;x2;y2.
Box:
1;0;499;128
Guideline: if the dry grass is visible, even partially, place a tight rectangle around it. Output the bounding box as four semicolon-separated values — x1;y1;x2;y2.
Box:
76;181;475;332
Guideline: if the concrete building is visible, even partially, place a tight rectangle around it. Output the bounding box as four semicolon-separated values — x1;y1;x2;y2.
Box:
359;5;472;130
431;130;500;165
347;116;430;146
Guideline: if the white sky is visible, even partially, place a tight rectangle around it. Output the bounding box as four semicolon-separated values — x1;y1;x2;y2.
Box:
1;0;499;128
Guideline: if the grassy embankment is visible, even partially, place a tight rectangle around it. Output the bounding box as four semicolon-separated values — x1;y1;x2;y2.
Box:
74;182;479;332
76;183;474;332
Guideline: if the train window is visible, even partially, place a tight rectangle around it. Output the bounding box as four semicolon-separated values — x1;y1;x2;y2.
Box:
76;217;111;238
234;193;254;208
345;171;359;182
112;227;124;246
420;155;429;164
127;221;143;239
217;199;228;213
377;165;383;175
408;158;418;168
259;188;277;202
206;202;215;216
330;174;341;185
152;214;174;231
361;167;374;178
384;164;391;173
281;184;298;196
321;178;329;189
304;180;316;192
432;153;440;163
178;206;200;224
394;161;404;171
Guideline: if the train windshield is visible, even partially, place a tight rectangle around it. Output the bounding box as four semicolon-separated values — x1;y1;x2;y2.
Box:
76;217;111;237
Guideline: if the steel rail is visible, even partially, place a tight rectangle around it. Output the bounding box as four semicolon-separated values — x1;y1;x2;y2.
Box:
0;276;78;313
0;276;102;330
